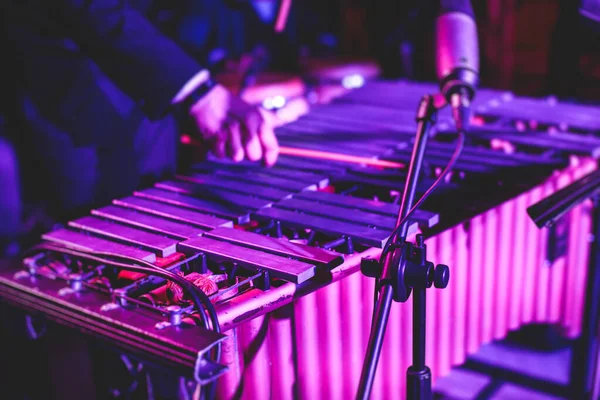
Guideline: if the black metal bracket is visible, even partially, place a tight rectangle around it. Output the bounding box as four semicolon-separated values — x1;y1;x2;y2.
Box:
545;214;570;265
361;234;449;301
527;168;600;229
527;169;600;399
569;194;600;400
227;264;271;291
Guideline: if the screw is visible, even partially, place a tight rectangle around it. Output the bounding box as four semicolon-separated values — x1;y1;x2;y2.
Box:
167;305;183;326
155;321;171;330
68;274;83;291
100;303;120;312
58;287;74;296
13;271;30;280
416;234;424;247
114;289;128;307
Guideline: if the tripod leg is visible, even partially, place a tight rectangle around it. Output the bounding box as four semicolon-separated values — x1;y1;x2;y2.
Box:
570;197;600;399
357;285;394;400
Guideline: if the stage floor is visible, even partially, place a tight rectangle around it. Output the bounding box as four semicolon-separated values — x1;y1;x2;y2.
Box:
434;336;570;400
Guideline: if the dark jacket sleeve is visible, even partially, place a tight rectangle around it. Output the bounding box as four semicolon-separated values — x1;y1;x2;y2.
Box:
57;0;204;119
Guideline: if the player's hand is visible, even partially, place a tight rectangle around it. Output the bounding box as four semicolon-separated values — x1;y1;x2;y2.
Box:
189;84;279;166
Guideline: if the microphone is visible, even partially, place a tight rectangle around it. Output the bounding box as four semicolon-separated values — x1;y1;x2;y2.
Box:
435;0;479;131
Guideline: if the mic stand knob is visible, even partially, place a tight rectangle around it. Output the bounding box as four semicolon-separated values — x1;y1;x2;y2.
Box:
434;264;450;289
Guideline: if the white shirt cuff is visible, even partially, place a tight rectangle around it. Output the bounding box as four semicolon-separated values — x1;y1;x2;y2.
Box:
172;69;211;104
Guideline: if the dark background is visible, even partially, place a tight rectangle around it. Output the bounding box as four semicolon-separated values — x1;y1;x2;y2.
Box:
295;0;600;100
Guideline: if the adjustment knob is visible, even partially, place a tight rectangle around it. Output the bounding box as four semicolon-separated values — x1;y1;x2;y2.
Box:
361;258;382;278
434;264;450;288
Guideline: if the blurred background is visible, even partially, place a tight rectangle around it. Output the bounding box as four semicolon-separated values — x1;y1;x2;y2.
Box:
1;1;599;399
163;0;600;101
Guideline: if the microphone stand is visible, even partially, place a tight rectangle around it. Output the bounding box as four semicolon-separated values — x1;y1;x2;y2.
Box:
357;93;450;400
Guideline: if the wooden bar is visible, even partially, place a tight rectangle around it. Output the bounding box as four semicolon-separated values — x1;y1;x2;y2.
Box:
283;114;408;132
277;140;389;159
276;198;398;230
260;168;330;188
156;181;273;211
475;97;600;131
42;229;156;262
113;196;234;228
274;156;348;174
178;236;316;284
294;190;439;228
212;170;318;192
134;188;251;224
438;127;600;157
292;106;416;133
278;132;398;154
254;207;418;248
91;206;205;239
331;172;453;197
178;174;293;201
205;227;344;268
68;216;179;257
429;142;563;166
192;161;330;188
383;151;495;174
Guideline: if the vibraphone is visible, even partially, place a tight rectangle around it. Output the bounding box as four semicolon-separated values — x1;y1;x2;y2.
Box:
1;80;599;399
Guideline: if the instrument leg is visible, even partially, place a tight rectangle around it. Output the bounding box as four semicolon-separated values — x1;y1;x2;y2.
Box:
570;196;600;399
